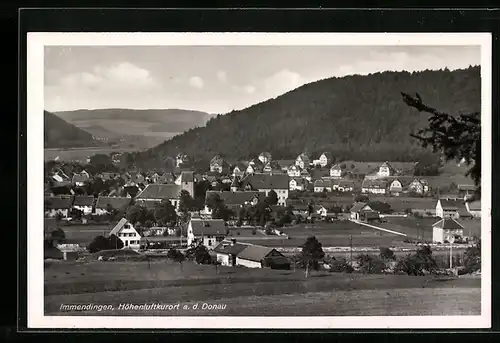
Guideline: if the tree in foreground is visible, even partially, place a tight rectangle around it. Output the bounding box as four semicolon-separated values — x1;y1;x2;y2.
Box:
265;189;279;206
395;244;437;276
402;92;480;199
461;240;481;274
167;248;186;271
185;244;212;265
379;247;396;261
299;236;325;278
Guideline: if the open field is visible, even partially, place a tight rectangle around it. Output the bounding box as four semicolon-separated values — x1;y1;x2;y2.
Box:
45;260;480;316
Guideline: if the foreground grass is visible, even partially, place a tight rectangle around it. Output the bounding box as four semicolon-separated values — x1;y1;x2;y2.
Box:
47;287;480;316
45;259;480;316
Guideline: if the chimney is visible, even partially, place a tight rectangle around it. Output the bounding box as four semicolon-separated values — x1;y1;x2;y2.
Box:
231;238;236;246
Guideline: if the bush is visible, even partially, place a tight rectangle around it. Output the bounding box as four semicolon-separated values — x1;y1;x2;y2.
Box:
394;245;438;276
379;247;396;260
329;257;354;273
356;254;386;274
461;241;481;274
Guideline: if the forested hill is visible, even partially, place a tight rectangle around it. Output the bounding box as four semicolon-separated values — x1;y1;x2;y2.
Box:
136;66;480;167
44;110;96;148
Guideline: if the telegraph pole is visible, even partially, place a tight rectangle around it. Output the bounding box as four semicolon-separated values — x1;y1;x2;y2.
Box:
349;235;353;266
449;242;453;269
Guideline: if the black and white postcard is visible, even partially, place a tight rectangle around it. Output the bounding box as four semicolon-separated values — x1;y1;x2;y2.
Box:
27;32;491;329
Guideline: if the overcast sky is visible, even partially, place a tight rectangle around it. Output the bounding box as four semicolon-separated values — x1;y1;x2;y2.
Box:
44;45;480;114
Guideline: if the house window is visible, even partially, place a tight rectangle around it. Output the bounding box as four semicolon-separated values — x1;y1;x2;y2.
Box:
208;240;212;246
124;224;130;229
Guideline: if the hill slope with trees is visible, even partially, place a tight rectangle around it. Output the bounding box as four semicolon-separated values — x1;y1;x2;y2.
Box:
133;66;480;168
44;110;96;148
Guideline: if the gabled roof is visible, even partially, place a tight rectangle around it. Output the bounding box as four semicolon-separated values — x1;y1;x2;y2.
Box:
237;245;279;262
314;179;332;187
213;240;249;255
73;196;95;207
109;218;137;236
136;184;181;200
290;177;305;186
259;152;272;159
320;152;332;159
95;196;132;210
241;173;289;190
439;198;464;210
44;196;74;209
190;218;226;236
275;159;296;168
330;164;342;170
350;202;369;213
432;218;465;231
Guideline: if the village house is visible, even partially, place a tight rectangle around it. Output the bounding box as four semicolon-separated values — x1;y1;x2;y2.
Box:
318;152;332;167
465;200;481;218
44;196;74;218
295;153;310;169
176;153;190;168
291;203;310;217
275;160;296;172
135;184;183;210
214;239;249;266
214;239;289;269
240;173;289;206
314;179;333;193
72;173;89;187
237;244;289;269
361;179;388;195
94;196;132;215
408;178;430;195
436;198;472;219
350;202;373;220
287;165;302;177
187;218;227;249
246;159;264;174
109;218;142;250
72;196;95;215
289;178;307;191
203;190;266;215
330;164;344;178
210;155;230;173
258;152;272;164
359;210;381;223
377;162;396;177
335;179;355;193
432;218;465;243
232;163;247;178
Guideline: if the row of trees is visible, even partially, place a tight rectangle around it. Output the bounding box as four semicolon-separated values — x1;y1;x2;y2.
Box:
296;236;481;278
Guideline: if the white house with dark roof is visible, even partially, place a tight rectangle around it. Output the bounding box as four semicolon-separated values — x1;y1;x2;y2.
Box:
289;178;306;191
350;202;373;220
432;218;465;243
408;179;430;195
258;152;272;164
318;152;332;167
361;179;388;194
72;196;95;215
287;165;302;177
187;218;227;248
377;162;395;177
436;198;471;219
109;218;142;250
295;153;310;169
240;173;289;206
330;164;343;178
210;155;230;173
44;196;74;218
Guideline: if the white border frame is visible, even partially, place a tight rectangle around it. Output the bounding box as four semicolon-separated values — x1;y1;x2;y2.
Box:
27;32;492;329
